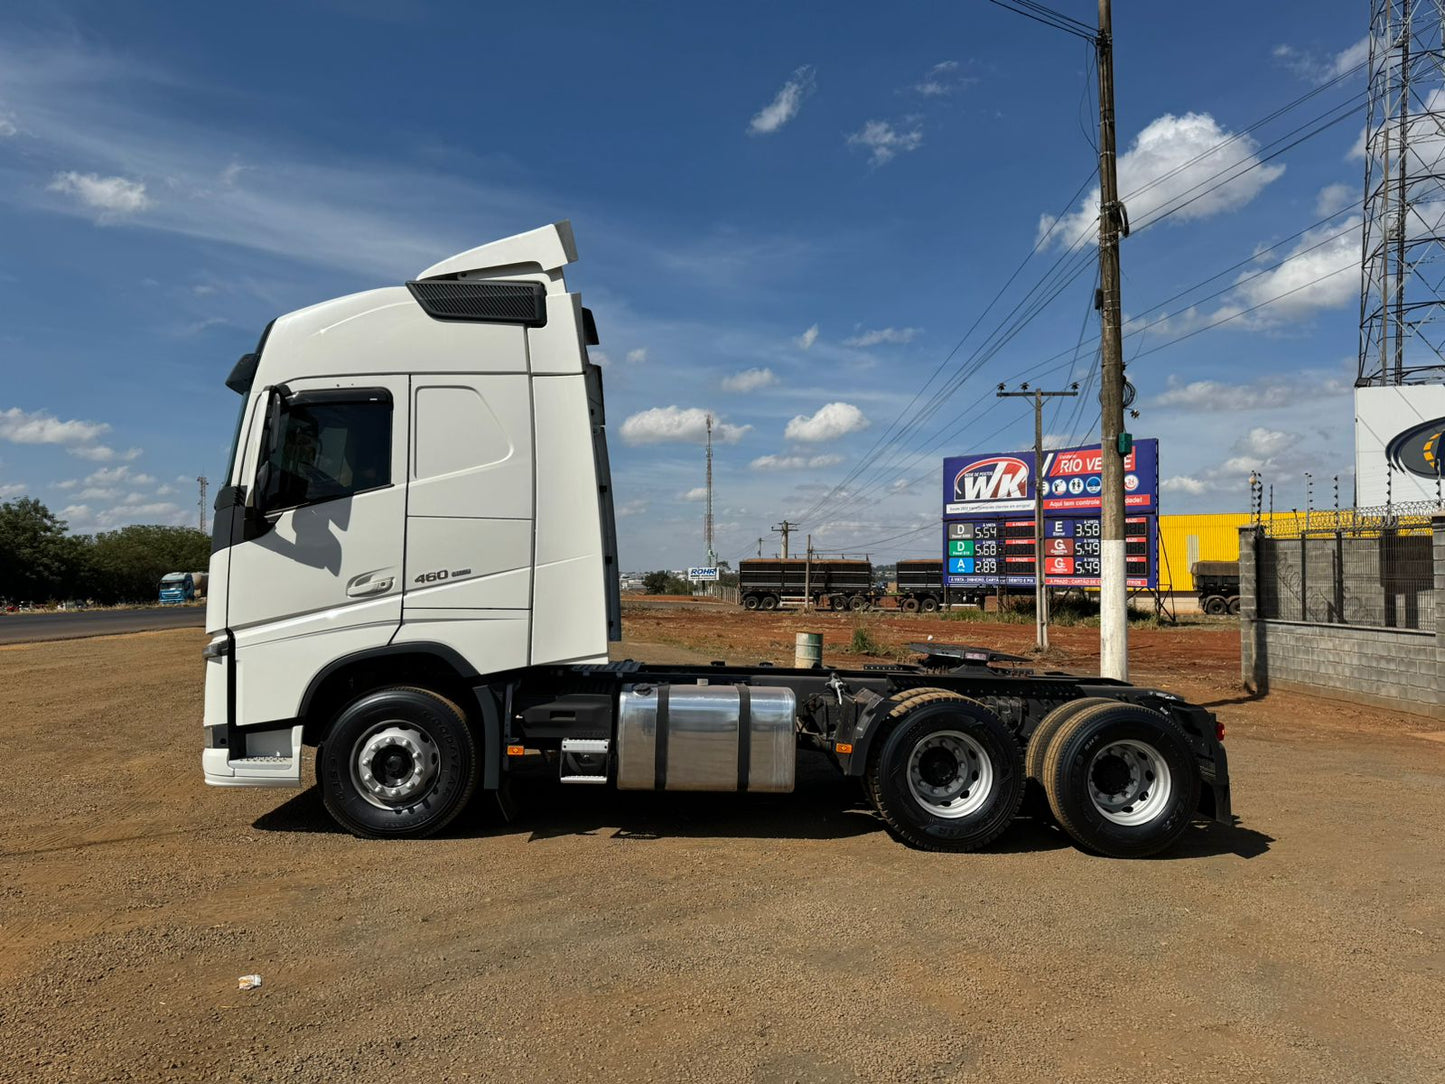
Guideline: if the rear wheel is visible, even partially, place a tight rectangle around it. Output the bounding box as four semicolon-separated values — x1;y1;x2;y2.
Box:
1227;596;1241;616
742;594;760;611
761;595;779;611
317;686;479;839
848;595;868;612
920;596;940;613
1204;595;1228;615
901;596;921;613
1040;702;1199;858
867;695;1024;852
1025;697;1120;785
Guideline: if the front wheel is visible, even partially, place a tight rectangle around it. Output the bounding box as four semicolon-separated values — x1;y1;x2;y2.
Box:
867;696;1025;851
1040;702;1200;858
317;685;479;838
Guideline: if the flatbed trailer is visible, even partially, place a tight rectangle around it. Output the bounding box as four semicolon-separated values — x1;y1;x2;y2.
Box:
201;222;1232;859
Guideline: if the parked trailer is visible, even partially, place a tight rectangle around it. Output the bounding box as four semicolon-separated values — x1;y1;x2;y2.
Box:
738;558;876;612
895;558;945;612
200;223;1231;858
1191;560;1240;616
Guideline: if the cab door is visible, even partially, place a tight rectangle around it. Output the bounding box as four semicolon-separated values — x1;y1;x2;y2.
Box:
225;375;409;726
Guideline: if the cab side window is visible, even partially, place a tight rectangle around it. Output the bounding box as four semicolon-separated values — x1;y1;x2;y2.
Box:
265;397;392;511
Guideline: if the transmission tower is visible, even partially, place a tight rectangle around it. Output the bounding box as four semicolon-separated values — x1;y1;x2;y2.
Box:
196;475;208;533
1359;0;1445;385
703;414;716;568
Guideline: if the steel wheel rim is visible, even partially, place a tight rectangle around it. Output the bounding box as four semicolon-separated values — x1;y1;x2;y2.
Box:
906;729;993;819
1087;739;1172;826
350;722;440;810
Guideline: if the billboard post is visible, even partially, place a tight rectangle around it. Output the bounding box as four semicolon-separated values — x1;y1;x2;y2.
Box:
998;384;1079;651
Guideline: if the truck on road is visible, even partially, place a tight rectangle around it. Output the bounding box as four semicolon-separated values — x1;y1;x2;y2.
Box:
159;571;207;604
201;223;1231;858
1191;561;1240;615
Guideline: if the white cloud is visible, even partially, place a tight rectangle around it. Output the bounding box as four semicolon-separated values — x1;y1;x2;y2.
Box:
1151;371;1349;412
67;444;142;462
847;119;924;166
1274;37;1370;83
77;486;119;500
620;406;750;445
750;453;844;471
85;465;151;486
914;60;972;97
1161;475;1210;496
155;484;176;496
0;481;26;498
748;66;816;136
1315;182;1355;216
784;402;870;443
0;406;109;447
48;171;151;218
843;326;919;347
681;487;709;501
54;479;78;490
616;498;648;518
57;503;92;525
0;111;16;137
589;350;611;366
722;367;777;393
625;348;648;364
1038;112;1285;247
1226;215;1360;322
1235;427;1293;459
796;324;819;350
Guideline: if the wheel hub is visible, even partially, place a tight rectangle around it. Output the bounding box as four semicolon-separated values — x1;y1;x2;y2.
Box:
354;725;438;808
1086;739;1172;826
906;730;992;819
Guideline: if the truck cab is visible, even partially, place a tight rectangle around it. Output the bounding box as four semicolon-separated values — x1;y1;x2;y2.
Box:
159;572;195;604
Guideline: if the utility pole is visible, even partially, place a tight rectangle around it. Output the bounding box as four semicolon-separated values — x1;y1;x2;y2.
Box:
997;383;1078;651
1096;0;1130;681
804;534;813;611
704;415;715;565
196;475;209;534
757;537;764;558
771;520;796;560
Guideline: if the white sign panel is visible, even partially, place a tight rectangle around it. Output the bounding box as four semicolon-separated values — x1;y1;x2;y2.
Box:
688;567;719;581
1354;384;1445;505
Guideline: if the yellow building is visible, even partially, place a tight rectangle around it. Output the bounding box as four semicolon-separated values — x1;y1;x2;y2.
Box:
1157;511;1342;593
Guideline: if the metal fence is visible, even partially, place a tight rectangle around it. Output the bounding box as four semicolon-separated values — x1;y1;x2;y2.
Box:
1255;505;1437;630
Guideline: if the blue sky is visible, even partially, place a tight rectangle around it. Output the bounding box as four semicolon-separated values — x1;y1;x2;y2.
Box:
0;2;1371;570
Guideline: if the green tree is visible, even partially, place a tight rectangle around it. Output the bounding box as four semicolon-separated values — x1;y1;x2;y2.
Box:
87;524;212;602
0;498;81;602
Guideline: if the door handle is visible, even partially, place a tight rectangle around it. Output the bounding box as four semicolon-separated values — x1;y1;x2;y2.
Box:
346;574;394;598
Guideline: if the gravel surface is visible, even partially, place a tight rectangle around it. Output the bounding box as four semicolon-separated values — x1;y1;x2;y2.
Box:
1;622;1442;1083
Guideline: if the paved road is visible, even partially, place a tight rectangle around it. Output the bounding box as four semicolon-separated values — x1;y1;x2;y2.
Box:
0;607;205;645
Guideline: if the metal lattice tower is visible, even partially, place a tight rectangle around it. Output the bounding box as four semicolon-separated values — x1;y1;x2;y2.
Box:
196;475;208;533
703;415;716;567
1359;0;1445;385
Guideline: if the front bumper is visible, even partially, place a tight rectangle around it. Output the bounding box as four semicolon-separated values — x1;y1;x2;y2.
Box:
202;723;305;788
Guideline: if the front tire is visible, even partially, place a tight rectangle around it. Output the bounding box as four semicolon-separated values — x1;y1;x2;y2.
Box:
317;686;479;839
867;696;1024;852
1040;702;1200;858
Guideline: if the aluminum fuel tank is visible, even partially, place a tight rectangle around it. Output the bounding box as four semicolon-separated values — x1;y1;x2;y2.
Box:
616;683;796;793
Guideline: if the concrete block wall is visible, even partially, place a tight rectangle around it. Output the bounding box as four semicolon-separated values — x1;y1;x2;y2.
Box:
1240;518;1444;717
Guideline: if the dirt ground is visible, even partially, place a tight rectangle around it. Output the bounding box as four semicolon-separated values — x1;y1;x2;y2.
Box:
1;610;1443;1083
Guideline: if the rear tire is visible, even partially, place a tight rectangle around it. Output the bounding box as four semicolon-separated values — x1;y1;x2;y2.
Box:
848;595;868;612
1040;702;1199;858
901;596;921;613
742;594;760;611
920;596;940;613
1227;596;1241;616
317;686;479;839
761;595;779;611
1204;595;1228;615
867;695;1024;852
1025;697;1120;786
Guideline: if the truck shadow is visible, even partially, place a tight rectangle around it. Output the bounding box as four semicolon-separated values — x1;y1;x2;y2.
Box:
252;754;1271;858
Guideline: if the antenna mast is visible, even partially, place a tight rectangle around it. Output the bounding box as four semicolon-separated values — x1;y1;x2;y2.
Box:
196;475;208;533
704;414;716;568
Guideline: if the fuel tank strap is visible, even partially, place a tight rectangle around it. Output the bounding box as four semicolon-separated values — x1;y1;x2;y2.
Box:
736;684;751;792
653;684;670;790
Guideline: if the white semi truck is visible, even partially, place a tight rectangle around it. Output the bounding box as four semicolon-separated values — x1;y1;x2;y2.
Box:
202;222;1231;857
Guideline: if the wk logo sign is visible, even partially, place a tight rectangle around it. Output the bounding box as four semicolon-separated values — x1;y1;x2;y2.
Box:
1386;416;1445;478
953;457;1029;503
